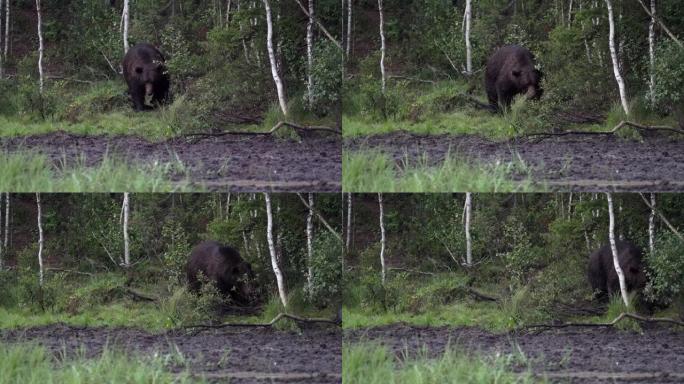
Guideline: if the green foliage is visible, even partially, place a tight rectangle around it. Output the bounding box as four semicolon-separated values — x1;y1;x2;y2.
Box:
343;343;541;384
499;215;545;285
650;40;684;125
305;232;342;308
194;272;228;320
161;218;192;285
0;343;198;384
306;40;343;116
646;232;684;305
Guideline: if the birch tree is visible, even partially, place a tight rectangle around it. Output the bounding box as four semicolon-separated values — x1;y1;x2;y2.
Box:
346;0;352;58
263;0;288;116
378;192;386;284
306;193;314;292
648;0;656;103
122;193;130;268
0;0;4;78
36;193;44;287
464;192;472;267
377;0;386;94
35;0;44;94
3;193;8;254
3;0;8;71
122;0;130;53
264;193;288;308
606;192;629;307
346;193;352;250
306;0;314;106
604;0;629;115
649;193;656;254
464;0;472;75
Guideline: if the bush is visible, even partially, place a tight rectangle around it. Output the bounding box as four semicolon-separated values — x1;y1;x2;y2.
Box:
645;232;684;305
649;39;684;125
305;232;342;308
160;218;192;285
305;40;343;116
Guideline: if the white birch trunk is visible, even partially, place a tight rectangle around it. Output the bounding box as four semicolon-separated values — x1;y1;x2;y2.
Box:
0;0;4;78
346;193;352;250
4;0;9;61
568;0;573;24
226;0;232;23
464;192;472;267
606;192;629;306
122;193;130;267
377;0;386;94
264;193;288;308
262;0;288;116
36;0;44;94
36;193;44;286
378;193;386;284
306;193;314;292
3;193;8;253
604;0;629;115
649;193;656;254
346;0;352;58
648;0;656;103
122;0;130;53
464;0;472;75
306;0;314;106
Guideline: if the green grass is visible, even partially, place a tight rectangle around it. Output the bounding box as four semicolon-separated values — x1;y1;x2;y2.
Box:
0;152;193;192
343;343;542;384
343;150;540;192
0;343;199;384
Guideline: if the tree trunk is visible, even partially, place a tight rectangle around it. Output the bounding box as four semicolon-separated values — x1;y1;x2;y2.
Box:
306;0;314;106
377;0;386;94
264;193;288;308
0;192;3;270
346;0;352;58
568;0;573;24
606;192;629;307
122;0;130;53
464;192;472;267
3;193;9;254
306;193;314;292
36;193;44;287
649;193;656;254
378;193;386;284
464;0;472;75
262;0;288;116
4;0;9;63
35;0;44;94
346;192;352;251
226;0;232;24
604;0;629;115
122;193;130;267
648;0;656;103
0;0;4;78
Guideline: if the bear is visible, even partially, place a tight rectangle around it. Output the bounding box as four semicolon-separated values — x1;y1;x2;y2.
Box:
121;43;170;111
587;240;648;302
485;45;542;110
186;241;256;306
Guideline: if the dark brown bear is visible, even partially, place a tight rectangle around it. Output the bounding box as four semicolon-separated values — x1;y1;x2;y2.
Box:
122;43;170;111
186;241;255;306
587;240;647;301
485;45;542;110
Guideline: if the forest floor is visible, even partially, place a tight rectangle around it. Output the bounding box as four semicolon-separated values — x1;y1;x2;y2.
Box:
1;323;342;384
1;131;341;192
345;323;684;383
345;132;684;192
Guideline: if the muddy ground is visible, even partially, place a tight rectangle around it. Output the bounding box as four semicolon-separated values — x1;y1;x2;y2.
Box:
1;131;341;192
345;132;684;191
345;324;684;383
1;323;341;384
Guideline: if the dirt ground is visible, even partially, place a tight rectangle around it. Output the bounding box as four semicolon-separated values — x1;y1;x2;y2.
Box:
345;324;684;383
345;132;684;191
1;323;341;384
1;131;341;192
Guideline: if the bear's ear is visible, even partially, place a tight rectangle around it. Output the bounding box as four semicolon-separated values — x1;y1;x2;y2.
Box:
135;67;143;74
512;70;521;77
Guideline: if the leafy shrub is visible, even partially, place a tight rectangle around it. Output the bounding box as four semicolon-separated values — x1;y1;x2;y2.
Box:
305;232;342;308
649;40;684;126
645;232;684;305
305;40;342;116
161;218;192;285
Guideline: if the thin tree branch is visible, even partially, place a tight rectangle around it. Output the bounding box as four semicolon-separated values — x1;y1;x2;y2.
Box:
293;0;343;51
184;312;339;329
185;121;341;140
525;120;684;141
296;193;343;243
638;193;684;243
524;312;684;332
635;0;683;49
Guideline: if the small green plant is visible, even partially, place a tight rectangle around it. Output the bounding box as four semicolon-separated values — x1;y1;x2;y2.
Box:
305;232;342;308
645;232;684;305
